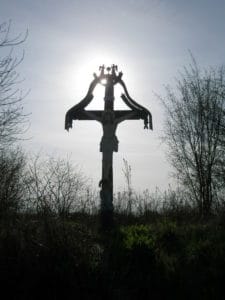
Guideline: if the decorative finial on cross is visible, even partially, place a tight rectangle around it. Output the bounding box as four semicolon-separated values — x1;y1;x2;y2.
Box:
99;64;105;76
111;64;118;76
65;65;153;229
97;64;120;83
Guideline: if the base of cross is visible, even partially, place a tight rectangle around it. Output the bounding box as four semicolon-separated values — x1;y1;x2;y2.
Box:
99;178;114;230
99;209;114;231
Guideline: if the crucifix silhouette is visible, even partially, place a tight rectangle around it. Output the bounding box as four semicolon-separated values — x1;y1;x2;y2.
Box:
65;65;152;227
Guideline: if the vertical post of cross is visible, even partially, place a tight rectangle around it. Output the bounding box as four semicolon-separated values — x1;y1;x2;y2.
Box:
99;65;118;229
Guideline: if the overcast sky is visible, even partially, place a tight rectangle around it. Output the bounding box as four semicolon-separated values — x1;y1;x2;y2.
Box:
1;0;225;192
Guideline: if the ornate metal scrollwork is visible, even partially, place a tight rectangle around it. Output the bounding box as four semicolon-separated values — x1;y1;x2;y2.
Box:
65;65;152;132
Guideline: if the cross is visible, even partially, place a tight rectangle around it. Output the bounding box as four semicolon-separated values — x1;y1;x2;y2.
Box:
65;65;152;228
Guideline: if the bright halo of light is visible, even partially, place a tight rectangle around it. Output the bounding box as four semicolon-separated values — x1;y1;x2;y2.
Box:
75;53;117;85
72;53;120;109
100;78;107;85
64;51;133;110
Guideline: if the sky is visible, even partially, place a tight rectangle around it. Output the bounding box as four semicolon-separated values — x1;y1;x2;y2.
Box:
1;0;225;192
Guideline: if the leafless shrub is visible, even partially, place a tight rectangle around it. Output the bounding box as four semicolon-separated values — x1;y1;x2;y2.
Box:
24;154;96;216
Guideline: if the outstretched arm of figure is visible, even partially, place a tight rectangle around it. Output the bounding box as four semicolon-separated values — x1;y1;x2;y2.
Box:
84;111;102;122
115;111;138;125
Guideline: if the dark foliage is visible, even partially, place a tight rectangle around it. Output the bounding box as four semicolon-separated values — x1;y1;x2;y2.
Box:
0;212;225;300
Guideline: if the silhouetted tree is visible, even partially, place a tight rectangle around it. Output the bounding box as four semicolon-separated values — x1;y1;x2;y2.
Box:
0;21;28;149
161;57;225;216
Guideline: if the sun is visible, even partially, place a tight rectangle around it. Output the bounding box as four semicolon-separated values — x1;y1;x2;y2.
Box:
64;51;132;110
72;53;120;109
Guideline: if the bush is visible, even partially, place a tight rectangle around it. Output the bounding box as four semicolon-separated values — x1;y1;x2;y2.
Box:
0;147;25;219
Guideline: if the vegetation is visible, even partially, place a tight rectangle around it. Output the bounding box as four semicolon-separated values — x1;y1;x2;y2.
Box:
1;203;225;299
0;150;225;299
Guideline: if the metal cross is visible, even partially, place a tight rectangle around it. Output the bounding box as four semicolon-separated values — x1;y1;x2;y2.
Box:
65;65;152;228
